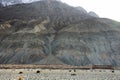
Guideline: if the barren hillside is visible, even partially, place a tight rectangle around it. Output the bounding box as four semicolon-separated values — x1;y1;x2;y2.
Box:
0;0;120;66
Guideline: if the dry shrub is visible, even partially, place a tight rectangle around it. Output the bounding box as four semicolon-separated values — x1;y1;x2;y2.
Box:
18;76;23;80
71;73;76;76
36;70;40;73
19;72;23;74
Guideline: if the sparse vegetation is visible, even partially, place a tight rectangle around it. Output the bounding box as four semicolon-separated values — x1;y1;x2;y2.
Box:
18;76;23;80
0;69;120;80
19;72;23;74
36;70;40;73
69;70;71;72
112;70;114;73
71;73;76;76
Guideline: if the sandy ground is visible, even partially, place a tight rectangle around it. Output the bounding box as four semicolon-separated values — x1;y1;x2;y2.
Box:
0;69;120;80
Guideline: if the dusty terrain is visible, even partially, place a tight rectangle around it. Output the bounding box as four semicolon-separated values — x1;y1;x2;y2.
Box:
0;69;119;80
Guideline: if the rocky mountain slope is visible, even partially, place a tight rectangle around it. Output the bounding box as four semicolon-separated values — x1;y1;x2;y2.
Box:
0;0;120;66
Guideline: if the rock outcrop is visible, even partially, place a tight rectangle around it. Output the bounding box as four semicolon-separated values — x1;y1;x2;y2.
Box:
88;11;99;17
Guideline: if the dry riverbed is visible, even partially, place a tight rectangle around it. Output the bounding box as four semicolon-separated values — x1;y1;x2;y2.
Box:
0;69;120;80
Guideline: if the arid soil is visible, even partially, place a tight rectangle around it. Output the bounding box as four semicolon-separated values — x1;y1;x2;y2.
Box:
0;69;120;80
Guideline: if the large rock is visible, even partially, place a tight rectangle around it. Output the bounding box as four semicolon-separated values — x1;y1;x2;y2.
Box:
75;6;87;14
88;11;99;17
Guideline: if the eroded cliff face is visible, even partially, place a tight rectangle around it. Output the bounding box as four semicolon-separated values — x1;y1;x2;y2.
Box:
53;19;120;66
0;1;120;66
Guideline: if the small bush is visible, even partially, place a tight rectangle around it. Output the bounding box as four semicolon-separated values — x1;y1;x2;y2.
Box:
74;69;76;72
112;70;114;73
18;76;23;80
36;70;40;73
19;72;23;74
69;70;72;72
71;73;76;76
